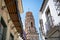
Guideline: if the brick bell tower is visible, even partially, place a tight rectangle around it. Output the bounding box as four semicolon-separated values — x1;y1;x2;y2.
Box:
25;12;39;40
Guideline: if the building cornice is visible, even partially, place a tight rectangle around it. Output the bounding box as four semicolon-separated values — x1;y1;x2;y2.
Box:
17;0;23;13
40;0;48;12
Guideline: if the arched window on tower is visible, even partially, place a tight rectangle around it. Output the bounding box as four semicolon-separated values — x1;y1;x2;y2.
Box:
31;22;33;27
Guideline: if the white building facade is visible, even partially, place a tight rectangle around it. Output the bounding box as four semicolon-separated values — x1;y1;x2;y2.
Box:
39;0;60;40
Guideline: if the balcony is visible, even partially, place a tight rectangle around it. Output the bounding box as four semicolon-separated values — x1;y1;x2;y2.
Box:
53;0;60;16
45;20;60;38
45;18;53;35
45;25;60;39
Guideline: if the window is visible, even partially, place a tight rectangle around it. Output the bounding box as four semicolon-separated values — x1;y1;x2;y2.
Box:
0;17;7;40
46;7;53;27
45;7;53;33
58;13;60;16
0;23;3;40
53;0;60;16
31;22;33;27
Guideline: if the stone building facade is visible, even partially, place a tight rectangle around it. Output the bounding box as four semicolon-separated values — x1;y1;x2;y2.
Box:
0;0;23;40
25;12;39;40
39;0;60;40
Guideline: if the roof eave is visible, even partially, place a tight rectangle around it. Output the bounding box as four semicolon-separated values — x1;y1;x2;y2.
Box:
18;0;23;13
40;0;45;11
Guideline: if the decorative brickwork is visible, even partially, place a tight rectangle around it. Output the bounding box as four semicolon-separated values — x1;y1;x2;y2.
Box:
25;12;39;40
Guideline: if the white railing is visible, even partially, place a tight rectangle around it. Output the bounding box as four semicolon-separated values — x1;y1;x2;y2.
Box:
53;0;60;15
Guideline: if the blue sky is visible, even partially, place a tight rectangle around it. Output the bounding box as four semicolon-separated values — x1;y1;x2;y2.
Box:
20;0;43;40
